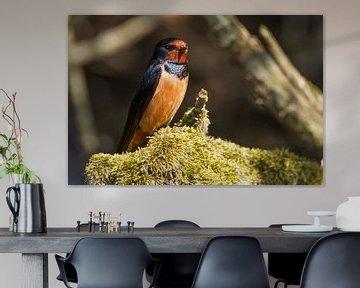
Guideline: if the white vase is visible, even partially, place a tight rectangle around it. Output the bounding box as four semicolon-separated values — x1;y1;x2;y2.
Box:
336;197;360;231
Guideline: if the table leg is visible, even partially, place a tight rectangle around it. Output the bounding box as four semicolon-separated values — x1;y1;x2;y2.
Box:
22;253;48;288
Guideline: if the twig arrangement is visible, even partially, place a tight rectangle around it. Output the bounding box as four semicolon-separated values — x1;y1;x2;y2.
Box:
0;88;40;183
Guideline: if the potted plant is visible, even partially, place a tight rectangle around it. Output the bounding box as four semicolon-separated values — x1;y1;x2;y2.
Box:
1;88;46;233
0;88;40;183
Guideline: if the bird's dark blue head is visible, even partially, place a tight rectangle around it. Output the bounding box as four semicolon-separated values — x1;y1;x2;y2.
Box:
151;38;188;64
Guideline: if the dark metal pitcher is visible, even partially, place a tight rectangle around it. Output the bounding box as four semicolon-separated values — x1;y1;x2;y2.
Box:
6;183;47;233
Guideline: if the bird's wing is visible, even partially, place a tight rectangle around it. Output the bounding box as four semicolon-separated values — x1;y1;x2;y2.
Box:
116;63;162;153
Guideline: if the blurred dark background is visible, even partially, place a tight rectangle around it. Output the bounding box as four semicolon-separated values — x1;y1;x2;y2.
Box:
68;15;323;185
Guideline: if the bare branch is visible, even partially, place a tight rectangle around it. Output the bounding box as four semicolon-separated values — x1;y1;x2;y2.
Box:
204;16;323;158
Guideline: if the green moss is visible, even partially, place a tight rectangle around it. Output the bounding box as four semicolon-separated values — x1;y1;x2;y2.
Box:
85;89;322;185
176;88;210;135
85;126;322;185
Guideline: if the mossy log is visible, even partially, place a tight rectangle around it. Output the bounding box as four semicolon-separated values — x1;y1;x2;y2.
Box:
204;16;323;159
85;90;322;185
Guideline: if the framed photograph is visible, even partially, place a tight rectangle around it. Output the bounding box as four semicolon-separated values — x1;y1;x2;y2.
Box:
68;15;323;185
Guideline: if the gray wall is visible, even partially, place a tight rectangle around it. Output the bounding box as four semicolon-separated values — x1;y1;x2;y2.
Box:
0;0;359;287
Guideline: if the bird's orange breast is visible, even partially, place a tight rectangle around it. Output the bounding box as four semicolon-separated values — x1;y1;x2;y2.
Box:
139;68;188;134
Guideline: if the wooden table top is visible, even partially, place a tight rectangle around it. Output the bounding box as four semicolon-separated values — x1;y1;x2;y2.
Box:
0;227;340;253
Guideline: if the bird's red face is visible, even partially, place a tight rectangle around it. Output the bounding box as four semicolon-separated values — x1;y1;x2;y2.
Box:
163;39;188;64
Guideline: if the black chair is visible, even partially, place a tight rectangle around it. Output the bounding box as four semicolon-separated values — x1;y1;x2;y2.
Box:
268;224;308;288
148;220;201;288
56;262;77;284
300;232;360;288
55;237;160;288
56;223;99;284
154;220;200;229
191;236;270;288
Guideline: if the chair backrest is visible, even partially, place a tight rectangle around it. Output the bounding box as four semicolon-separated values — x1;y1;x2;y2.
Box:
155;220;200;228
151;220;201;286
66;237;154;288
268;224;308;285
300;232;360;288
191;236;270;288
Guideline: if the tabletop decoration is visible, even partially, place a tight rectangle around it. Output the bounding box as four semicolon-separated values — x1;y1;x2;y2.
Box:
336;197;360;231
282;211;335;233
0;88;46;233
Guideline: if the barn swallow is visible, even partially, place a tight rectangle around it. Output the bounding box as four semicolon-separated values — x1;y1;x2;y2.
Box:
116;38;189;153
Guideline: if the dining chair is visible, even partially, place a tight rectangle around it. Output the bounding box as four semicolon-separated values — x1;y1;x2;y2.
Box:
191;236;270;288
147;220;201;288
56;262;77;284
55;237;161;288
300;232;360;288
56;223;99;284
268;224;308;288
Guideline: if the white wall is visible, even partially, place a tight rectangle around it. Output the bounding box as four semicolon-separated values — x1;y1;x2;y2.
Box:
0;0;360;287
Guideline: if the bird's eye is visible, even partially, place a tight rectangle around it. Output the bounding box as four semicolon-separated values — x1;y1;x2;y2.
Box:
164;45;173;50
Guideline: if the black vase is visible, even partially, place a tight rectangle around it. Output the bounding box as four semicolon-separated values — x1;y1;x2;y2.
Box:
6;183;47;233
